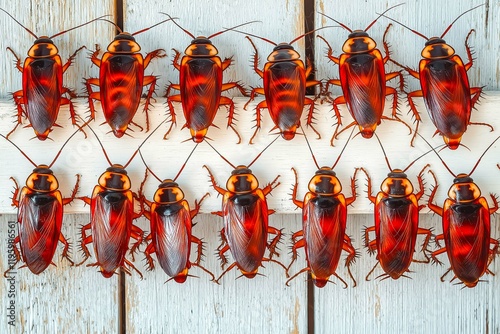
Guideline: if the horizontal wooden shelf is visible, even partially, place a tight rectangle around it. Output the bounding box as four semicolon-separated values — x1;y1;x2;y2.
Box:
1;93;500;214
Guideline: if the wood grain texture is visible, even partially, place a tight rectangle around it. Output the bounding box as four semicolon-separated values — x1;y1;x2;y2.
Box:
315;214;500;334
0;0;500;333
0;0;115;98
126;214;306;334
122;0;305;98
315;0;500;94
0;214;119;333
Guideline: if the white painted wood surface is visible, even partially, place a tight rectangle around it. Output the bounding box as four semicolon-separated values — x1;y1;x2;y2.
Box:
1;0;500;333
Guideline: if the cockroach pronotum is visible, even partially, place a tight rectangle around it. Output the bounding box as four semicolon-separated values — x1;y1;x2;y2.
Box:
318;4;415;145
203;137;287;283
237;28;328;143
0;9;108;140
287;130;359;288
138;145;215;283
1;130;82;275
85;16;175;137
383;4;492;149
77;121;166;278
422;135;500;288
361;134;435;281
163;15;254;143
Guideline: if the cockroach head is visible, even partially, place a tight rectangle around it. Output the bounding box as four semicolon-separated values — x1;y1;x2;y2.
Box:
108;33;141;53
308;167;341;196
27;165;59;192
387;169;407;179
33;164;53;175
421;37;455;59
155;179;185;204
268;43;301;62
185;37;219;57
449;173;480;203
98;164;131;191
28;37;59;58
381;169;414;197
227;166;259;194
342;32;377;54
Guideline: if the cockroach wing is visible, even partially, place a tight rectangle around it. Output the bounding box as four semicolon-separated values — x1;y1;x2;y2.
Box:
303;195;346;278
338;51;386;128
419;55;471;140
223;191;268;273
100;53;144;133
375;194;419;279
91;188;134;276
180;57;223;131
443;197;490;285
151;202;191;277
264;60;306;132
18;189;64;274
23;56;64;136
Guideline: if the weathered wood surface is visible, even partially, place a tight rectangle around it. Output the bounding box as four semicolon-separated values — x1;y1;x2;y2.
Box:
1;0;500;333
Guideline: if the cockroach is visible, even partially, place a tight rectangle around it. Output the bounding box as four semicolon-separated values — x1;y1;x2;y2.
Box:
383;4;491;149
361;134;435;281
318;4;415;145
238;28;328;143
422;135;500;288
85;16;175;137
163;15;254;144
287;130;359;288
1;130;81;275
138;145;215;283
203;138;287;282
0;9;107;140
77;122;165;278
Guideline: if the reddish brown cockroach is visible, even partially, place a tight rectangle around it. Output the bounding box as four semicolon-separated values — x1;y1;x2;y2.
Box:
1;130;81;275
422;135;500;288
287;130;359;288
85;16;174;137
383;4;491;149
318;4;415;145
203;138;287;283
0;9;107;140
77;122;166;278
361;134;435;281
163;15;254;143
138;145;215;283
238;28;328;143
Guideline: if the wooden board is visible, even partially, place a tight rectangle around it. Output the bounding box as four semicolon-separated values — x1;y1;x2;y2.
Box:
0;0;115;98
1;0;500;332
0;214;119;333
314;0;500;94
314;214;500;334
126;214;307;333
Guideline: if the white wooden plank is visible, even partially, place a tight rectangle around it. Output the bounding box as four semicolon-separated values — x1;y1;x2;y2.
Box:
0;0;115;99
2;93;500;215
315;214;500;334
123;0;305;97
0;214;119;332
315;0;500;94
125;214;306;333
